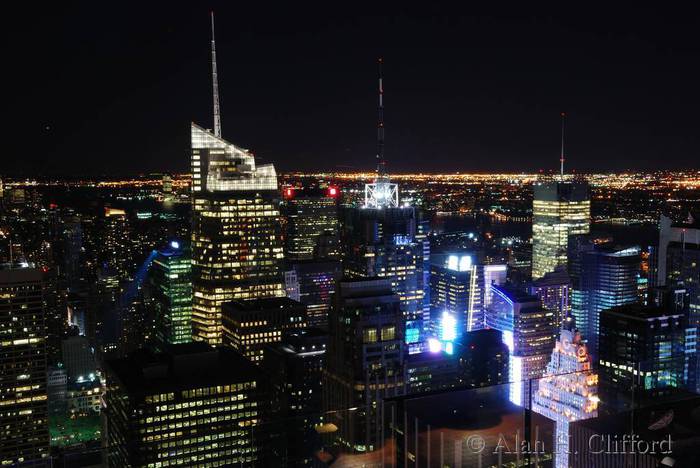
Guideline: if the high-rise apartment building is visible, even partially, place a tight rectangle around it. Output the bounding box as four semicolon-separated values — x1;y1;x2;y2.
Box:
324;278;406;453
531;180;590;280
568;235;641;357
191;123;285;345
151;241;193;348
485;284;556;406
282;186;340;260
103;343;271;467
222;297;307;364
0;267;50;466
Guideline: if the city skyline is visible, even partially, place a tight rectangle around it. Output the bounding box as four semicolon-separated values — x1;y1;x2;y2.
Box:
7;4;700;176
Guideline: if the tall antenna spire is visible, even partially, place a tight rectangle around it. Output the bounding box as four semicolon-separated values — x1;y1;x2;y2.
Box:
560;112;566;178
376;57;386;180
211;11;222;138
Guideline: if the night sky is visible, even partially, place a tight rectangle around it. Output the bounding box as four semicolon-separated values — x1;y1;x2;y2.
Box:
6;4;700;176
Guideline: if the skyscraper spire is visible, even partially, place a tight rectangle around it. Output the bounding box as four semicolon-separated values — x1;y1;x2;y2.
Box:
376;57;386;180
211;11;222;138
560;112;566;178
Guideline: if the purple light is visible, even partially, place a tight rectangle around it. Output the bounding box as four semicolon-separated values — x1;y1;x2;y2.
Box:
428;338;441;353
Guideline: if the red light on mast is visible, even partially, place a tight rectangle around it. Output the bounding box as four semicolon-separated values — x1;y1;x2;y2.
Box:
284;188;294;198
328;187;338;197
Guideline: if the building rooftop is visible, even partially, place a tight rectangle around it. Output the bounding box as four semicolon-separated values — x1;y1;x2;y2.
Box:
106;342;265;396
491;284;539;304
223;296;305;312
603;304;684;321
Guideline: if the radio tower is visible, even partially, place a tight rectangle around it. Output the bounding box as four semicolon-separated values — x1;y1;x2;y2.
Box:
364;58;398;208
211;12;222;138
560;112;566;178
376;58;386;181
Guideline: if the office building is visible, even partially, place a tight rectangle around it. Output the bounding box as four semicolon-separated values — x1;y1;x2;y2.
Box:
528;265;571;328
598;304;688;412
222;297;307;364
103;343;271;467
264;328;327;466
341;207;426;341
282;186;340;260
324;278;406;453
190;124;285;345
532;318;599;468
568;235;641;357
0;267;50;466
430;252;507;335
655;214;700;391
531;180;590;280
284;258;341;329
459;329;510;388
191;17;284;345
485;284;556;406
151;241;193;348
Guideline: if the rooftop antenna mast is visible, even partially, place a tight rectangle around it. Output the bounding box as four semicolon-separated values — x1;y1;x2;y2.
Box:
211;12;222;138
376;58;386;181
560;112;566;178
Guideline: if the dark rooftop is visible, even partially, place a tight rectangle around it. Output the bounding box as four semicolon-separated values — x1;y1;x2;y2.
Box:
105;342;265;396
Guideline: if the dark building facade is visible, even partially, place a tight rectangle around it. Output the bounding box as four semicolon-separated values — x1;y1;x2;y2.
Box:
324;278;406;453
598;304;689;412
264;328;327;466
341;207;426;342
284;258;341;330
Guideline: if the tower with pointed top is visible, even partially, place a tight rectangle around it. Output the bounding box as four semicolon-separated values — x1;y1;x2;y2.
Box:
342;60;428;347
191;14;284;345
531;114;590;280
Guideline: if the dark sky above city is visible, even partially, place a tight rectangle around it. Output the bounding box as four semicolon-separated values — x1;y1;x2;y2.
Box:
6;3;700;175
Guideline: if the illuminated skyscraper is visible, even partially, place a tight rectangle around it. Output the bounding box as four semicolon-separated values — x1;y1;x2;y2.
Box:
282;186;340;260
531;180;590;280
485;284;556;406
0;267;50;466
190;125;284;344
151;241;193;348
103;342;271;466
532;319;599;468
190;15;284;345
568;235;641;357
430;252;507;334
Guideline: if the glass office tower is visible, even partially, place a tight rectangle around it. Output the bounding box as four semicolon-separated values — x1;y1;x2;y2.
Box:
531;180;590;280
191;123;285;345
151;241;193;348
568;235;641;358
485;284;556;407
